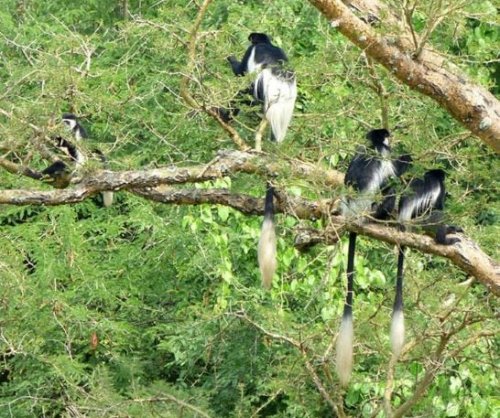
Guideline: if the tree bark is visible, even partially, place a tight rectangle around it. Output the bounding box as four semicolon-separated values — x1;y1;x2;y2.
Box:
0;159;497;294
308;0;500;152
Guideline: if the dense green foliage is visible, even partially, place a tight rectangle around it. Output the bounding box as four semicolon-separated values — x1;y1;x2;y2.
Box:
0;0;498;416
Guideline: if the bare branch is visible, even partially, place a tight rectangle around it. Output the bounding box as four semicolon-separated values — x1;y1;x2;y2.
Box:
180;0;249;151
230;311;344;417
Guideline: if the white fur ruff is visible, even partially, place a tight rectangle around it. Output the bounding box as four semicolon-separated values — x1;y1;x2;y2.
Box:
342;158;396;219
340;196;372;219
246;47;259;74
399;183;441;222
258;217;277;289
366;158;396;193
336;315;354;386
75;150;86;167
102;191;114;208
391;309;405;358
255;68;297;143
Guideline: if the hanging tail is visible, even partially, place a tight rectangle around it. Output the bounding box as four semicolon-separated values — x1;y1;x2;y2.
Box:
94;149;114;208
101;191;114;208
258;183;277;289
336;232;356;386
391;246;405;357
254;68;297;143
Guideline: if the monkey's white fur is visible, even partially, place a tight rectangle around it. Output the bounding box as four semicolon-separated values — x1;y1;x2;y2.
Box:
255;68;297;143
341;157;396;219
391;309;405;358
102;191;114;208
398;183;441;222
336;314;354;386
258;217;277;289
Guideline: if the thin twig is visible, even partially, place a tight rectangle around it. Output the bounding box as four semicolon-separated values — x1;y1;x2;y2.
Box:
179;0;249;150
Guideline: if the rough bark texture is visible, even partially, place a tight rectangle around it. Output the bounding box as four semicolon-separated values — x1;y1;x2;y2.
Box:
298;222;500;295
308;0;500;152
0;149;344;206
1;165;497;294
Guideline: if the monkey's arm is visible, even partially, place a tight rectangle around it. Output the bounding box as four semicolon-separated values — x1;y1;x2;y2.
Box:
227;46;253;76
227;56;244;76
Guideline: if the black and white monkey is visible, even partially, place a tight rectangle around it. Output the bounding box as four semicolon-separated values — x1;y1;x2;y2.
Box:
62;113;88;143
258;183;277;289
227;34;295;285
390;169;462;358
227;32;297;144
43;114;113;207
336;128;412;386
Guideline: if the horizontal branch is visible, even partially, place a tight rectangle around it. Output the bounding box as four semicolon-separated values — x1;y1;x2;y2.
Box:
0;149;344;205
0;154;496;294
308;0;500;152
135;188;499;294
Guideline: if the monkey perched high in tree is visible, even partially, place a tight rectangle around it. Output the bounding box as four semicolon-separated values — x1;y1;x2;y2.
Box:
43;114;114;207
391;169;462;358
336;128;412;386
227;33;297;148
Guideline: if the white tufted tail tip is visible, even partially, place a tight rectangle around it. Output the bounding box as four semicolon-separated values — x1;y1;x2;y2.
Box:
102;191;114;208
336;314;354;386
391;309;405;358
258;218;277;289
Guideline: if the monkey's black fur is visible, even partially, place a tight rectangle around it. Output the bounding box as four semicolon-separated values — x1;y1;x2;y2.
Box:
390;169;462;357
228;33;288;76
336;128;411;386
225;32;297;143
42;160;71;188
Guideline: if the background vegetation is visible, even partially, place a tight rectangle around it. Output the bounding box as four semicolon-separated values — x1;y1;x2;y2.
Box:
0;0;498;416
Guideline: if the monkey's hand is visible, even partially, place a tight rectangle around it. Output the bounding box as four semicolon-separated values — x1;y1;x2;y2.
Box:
447;225;464;234
227;56;244;76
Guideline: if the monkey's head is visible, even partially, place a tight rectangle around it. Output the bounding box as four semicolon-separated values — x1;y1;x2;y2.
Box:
248;33;271;45
62;113;78;130
366;129;391;153
366;128;391;146
425;169;446;182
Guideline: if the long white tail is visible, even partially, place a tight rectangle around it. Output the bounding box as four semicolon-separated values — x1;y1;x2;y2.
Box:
102;191;114;208
254;68;297;143
336;313;354;386
258;217;277;289
391;308;405;357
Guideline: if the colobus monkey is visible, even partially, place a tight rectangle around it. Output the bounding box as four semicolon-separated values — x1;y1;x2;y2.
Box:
41;160;72;189
62;113;88;142
258;183;277;289
227;33;297;143
336;129;412;386
391;169;462;358
43;114;113;206
43;114;87;179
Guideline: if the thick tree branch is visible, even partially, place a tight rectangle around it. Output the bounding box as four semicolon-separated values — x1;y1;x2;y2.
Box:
299;223;499;295
0;153;497;294
308;0;500;152
0;149;344;196
0;157;42;180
